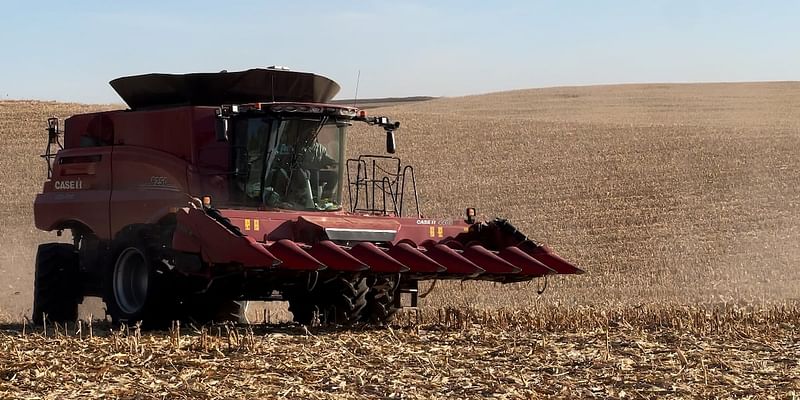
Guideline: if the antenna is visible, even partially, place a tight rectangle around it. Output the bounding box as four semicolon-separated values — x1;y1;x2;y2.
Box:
353;70;361;107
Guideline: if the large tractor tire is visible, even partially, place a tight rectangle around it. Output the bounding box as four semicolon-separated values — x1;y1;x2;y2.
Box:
104;233;175;328
32;243;81;325
362;276;400;324
287;275;368;326
324;276;368;325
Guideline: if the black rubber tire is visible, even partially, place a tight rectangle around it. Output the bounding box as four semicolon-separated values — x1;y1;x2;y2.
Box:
287;275;368;326
104;231;175;328
327;276;368;325
32;243;81;325
362;276;400;324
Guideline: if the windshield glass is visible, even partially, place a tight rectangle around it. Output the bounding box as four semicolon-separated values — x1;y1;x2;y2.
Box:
232;115;346;211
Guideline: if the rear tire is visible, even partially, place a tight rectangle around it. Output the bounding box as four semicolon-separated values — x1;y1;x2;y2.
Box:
362;276;400;324
32;243;81;325
326;276;368;325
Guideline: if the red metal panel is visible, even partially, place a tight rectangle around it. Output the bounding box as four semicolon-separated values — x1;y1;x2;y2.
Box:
33;146;114;239
266;239;325;271
189;107;230;200
112;107;194;161
214;210;473;247
173;208;279;267
498;247;555;276
349;242;408;273
423;244;484;275
215;209;306;242
63;112;123;149
393;217;471;247
109;146;190;236
386;243;445;273
518;241;584;275
462;245;521;274
307;240;367;272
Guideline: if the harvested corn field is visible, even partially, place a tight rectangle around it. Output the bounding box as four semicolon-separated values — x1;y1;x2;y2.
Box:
1;304;800;399
1;82;799;397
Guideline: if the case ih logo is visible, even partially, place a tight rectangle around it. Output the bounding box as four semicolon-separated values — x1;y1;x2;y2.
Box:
54;180;83;190
416;219;453;225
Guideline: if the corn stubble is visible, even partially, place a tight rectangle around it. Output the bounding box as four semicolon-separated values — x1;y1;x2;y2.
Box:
1;309;799;399
1;82;799;398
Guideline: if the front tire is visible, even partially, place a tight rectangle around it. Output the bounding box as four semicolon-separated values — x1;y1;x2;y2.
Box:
32;243;81;324
105;237;174;327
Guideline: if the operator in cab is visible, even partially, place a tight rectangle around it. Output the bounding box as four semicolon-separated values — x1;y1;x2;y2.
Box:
245;118;340;211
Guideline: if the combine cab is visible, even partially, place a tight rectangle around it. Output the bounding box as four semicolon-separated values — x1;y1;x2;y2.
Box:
32;68;583;327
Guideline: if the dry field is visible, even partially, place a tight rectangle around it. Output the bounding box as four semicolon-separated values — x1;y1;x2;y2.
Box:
0;82;799;398
2;308;799;399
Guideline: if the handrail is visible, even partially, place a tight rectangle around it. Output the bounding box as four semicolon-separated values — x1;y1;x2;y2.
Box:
346;155;419;217
400;165;421;217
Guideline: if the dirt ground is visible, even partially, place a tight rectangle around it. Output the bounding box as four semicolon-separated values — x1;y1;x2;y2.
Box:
3;83;799;320
0;83;798;397
1;305;799;399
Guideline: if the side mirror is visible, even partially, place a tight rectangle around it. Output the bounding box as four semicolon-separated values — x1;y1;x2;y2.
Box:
47;117;59;144
386;130;396;154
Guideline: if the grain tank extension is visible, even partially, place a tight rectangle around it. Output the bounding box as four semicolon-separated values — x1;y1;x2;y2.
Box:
32;68;583;326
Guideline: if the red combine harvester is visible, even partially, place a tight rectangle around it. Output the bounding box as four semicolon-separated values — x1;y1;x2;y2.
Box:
33;68;583;327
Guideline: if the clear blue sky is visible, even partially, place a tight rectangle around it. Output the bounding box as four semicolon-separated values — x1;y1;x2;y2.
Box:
2;1;798;104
